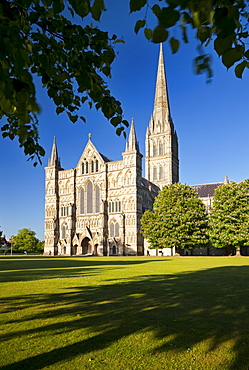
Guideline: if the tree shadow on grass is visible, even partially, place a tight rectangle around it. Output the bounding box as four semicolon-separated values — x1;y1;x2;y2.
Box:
0;256;165;282
1;265;249;369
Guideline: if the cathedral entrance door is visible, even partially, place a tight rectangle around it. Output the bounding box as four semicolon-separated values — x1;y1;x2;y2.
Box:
94;244;98;255
71;245;77;255
82;237;91;255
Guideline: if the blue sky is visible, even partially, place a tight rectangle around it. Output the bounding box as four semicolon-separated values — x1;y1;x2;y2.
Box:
1;1;249;240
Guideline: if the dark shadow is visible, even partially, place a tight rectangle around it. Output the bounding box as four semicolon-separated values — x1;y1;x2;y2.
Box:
0;257;168;282
1;264;249;369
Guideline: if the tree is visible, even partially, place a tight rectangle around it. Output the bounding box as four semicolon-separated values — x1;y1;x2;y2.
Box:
12;228;40;252
209;180;249;256
131;0;249;80
141;183;209;252
2;0;249;164
36;240;45;252
0;0;128;165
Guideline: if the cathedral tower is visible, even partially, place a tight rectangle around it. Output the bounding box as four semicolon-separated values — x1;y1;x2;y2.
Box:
145;44;179;189
44;137;62;255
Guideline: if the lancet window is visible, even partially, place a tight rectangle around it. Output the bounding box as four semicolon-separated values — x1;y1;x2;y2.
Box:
153;167;157;181
109;220;120;237
61;223;67;239
108;200;121;213
61;206;69;217
79;188;84;214
87;181;93;213
95;185;100;213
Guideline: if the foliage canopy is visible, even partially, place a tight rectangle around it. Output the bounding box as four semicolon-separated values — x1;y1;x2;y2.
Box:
12;227;40;252
1;0;249;164
209;180;249;254
0;0;128;165
141;183;209;250
131;0;249;80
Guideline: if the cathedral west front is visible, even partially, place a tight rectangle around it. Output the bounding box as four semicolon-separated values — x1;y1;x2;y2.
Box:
44;44;180;256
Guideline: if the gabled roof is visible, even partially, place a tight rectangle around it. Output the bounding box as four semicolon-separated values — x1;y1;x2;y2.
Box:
99;153;112;162
141;177;160;193
192;183;224;198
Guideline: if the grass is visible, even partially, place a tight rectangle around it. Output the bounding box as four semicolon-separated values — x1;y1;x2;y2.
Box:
1;256;249;369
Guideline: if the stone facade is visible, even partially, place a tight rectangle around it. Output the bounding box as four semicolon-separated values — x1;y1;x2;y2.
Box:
44;45;177;256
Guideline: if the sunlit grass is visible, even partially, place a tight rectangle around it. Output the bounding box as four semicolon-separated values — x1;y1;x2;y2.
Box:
1;256;249;369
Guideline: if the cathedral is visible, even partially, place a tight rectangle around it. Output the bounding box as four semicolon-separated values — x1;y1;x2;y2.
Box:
44;44;180;256
44;45;228;256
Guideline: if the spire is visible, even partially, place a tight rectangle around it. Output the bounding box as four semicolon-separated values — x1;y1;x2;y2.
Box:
153;43;171;126
126;118;139;152
48;136;61;167
224;175;229;184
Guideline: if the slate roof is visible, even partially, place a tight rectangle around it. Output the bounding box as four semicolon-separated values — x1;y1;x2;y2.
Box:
141;178;160;193
192;183;224;198
99;153;112;162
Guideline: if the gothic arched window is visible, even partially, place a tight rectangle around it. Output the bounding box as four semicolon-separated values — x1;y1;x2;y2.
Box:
96;160;99;172
95;185;100;213
82;162;84;174
86;161;89;174
153;144;157;156
91;160;94;173
159;166;163;180
61;224;67;239
110;222;114;237
87;182;93;213
79;188;84;214
115;223;119;237
153;167;157;180
159;142;164;155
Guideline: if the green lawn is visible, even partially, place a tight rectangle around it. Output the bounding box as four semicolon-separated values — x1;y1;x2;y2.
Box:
1;256;249;370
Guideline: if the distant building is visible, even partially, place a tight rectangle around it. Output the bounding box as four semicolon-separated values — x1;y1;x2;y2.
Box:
192;175;229;213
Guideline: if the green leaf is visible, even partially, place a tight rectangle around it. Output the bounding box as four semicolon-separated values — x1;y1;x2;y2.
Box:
56;106;64;114
235;60;248;78
159;7;180;28
122;119;129;128
116;126;124;136
68;0;90;18
53;0;64;14
152;4;161;18
169;37;179;54
222;46;243;69
197;26;212;44
91;0;105;21
214;36;233;56
111;116;122;127
113;39;125;44
144;28;152;41
152;26;168;43
134;19;146;34
129;0;147;13
67;111;78;123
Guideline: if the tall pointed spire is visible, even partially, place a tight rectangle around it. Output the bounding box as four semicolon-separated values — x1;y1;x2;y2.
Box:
126;118;139;152
49;136;61;167
153;43;171;128
145;44;179;188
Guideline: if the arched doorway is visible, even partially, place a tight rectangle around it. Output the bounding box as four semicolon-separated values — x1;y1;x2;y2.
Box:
112;244;116;255
81;237;91;255
94;244;98;255
71;245;77;255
